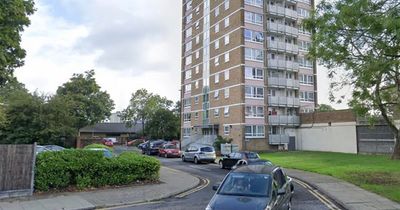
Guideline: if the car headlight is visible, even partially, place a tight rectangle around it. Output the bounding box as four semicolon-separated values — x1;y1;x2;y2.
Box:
205;205;213;210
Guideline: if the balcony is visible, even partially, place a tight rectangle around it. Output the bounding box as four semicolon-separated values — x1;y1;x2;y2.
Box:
267;22;299;37
267;59;299;72
269;134;289;144
267;41;299;54
267;77;300;88
268;115;300;126
268;96;300;107
266;5;285;17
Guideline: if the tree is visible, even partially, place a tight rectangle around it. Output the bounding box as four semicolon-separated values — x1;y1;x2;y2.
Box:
122;89;172;136
0;0;35;87
56;70;114;132
316;104;335;112
304;0;400;159
145;108;179;140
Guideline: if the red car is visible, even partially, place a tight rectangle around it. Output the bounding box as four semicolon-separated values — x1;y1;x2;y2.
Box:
102;139;114;147
158;144;181;158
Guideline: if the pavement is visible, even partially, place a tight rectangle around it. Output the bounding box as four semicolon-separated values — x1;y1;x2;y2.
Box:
0;167;200;210
285;168;400;210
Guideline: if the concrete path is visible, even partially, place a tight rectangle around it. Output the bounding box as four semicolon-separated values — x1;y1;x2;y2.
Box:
286;168;400;210
0;167;199;210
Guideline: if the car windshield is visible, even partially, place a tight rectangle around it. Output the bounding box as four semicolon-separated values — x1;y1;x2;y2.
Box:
218;173;271;197
246;152;260;159
165;145;176;149
200;147;214;152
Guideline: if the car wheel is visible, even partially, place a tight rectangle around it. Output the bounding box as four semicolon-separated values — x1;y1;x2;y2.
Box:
194;157;199;164
182;156;186;162
164;153;168;158
219;160;225;169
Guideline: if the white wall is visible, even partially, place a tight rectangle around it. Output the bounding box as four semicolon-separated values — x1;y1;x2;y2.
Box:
296;122;357;154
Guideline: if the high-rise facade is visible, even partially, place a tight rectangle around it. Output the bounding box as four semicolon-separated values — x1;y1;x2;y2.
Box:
181;0;317;151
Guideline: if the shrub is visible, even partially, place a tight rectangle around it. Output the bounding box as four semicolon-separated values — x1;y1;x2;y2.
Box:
84;143;113;151
213;135;233;151
35;150;160;191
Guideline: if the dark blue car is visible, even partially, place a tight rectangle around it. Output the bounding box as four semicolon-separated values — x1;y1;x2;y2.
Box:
206;165;294;210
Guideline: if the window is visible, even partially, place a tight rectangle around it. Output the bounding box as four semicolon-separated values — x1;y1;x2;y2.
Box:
215;6;219;16
185;56;192;65
195;112;199;119
195;6;200;14
245;125;265;137
224;0;229;10
183;98;191;107
215;39;220;49
245;106;264;118
299;25;311;35
195;65;199;74
225;88;230;98
244;11;263;25
224;106;230;116
183;113;191;122
244;29;264;43
224;35;230;45
185;84;191;93
224;17;230;28
245;86;264;98
215;73;220;83
195;80;199;88
195;21;200;29
214;90;219;99
224;53;230;62
298;8;310;18
183;128;191;137
185;70;192;80
194;96;199;104
185;28;192;38
196;51;201;59
214;109;220;117
299;40;311;51
245;48;264;61
195;35;200;44
225;70;230;80
185;41;192;52
224;125;230;135
186;14;193;24
215;24;219;33
300;91;315;102
299;74;314;85
215;56;220;66
299;56;313;68
245;67;263;79
244;0;263;7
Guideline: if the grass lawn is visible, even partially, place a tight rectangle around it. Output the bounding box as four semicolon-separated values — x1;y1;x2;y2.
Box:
259;151;400;203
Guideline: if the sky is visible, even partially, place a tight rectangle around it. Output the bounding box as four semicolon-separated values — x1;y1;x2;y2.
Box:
16;0;348;111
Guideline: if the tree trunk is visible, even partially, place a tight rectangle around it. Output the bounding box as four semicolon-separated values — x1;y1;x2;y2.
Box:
392;134;400;160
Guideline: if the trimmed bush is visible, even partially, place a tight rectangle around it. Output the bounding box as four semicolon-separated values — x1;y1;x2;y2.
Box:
84;143;113;151
35;150;160;191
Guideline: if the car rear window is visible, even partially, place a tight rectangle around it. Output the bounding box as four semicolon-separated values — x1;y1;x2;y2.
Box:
200;147;214;152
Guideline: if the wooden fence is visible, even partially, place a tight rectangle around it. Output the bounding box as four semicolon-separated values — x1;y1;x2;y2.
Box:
0;143;36;199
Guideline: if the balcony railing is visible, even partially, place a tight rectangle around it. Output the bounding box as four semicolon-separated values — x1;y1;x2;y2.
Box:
267;41;299;53
269;134;290;144
266;5;297;20
267;22;298;36
267;59;299;72
267;77;299;88
268;115;300;125
268;96;300;107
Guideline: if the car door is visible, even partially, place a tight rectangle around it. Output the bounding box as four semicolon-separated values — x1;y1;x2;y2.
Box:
273;169;290;210
189;146;198;161
228;153;242;168
222;152;235;168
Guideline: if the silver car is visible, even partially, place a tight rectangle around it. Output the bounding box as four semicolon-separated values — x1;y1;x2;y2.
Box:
182;144;216;164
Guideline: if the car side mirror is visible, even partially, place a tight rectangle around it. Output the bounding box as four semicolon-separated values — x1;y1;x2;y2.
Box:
212;183;220;191
277;188;286;196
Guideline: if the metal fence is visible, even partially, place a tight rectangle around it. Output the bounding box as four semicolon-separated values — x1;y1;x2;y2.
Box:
356;125;395;154
0;144;36;199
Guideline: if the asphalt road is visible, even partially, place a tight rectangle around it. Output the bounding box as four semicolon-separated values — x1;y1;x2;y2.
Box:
109;157;339;210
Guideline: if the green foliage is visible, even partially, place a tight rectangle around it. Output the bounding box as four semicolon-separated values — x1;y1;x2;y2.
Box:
213;135;233;151
303;0;400;159
35;150;160;191
84;143;113;152
0;0;35;86
316;104;335;112
56;70;115;130
145;108;180;140
260;151;400;202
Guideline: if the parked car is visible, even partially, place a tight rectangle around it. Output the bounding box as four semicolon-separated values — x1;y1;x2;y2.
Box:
159;144;181;158
231;159;274;170
44;145;65;152
102;139;114;147
219;151;260;169
143;140;166;155
36;145;50;154
181;144;216;164
207;165;294;210
138;141;149;151
86;148;113;158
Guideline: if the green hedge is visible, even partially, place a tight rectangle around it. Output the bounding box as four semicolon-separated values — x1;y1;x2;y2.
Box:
84;143;113;151
35;150;160;191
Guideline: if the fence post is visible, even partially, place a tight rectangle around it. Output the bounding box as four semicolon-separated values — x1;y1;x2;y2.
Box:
30;142;37;195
